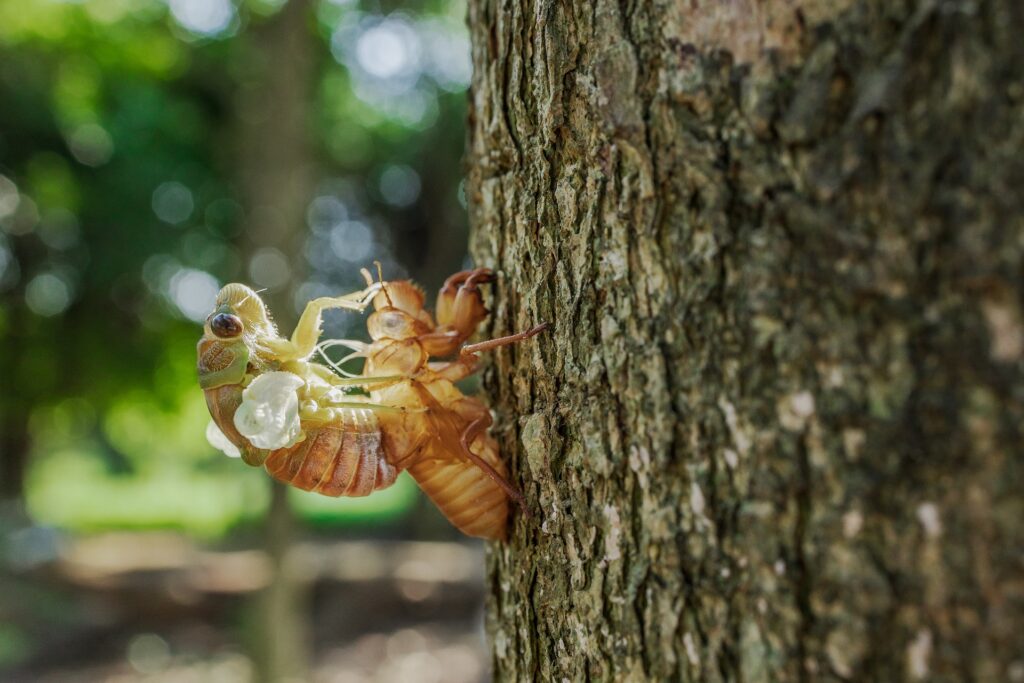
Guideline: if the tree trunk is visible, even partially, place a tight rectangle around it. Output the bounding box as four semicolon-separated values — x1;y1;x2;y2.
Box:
466;1;1023;681
235;1;315;680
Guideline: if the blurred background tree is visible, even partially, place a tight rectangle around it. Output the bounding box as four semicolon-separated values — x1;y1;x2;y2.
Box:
0;0;487;680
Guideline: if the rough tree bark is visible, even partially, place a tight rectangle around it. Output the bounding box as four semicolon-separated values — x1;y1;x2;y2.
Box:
466;1;1023;681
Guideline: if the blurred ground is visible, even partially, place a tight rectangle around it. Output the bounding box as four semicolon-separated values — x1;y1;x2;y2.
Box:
2;534;488;682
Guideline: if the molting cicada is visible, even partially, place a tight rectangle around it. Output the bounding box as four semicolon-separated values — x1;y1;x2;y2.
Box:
197;268;546;540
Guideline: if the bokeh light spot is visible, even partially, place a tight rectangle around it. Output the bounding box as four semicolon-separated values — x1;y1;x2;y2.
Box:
4;195;39;236
306;194;348;234
127;633;171;674
379;164;421;207
0;235;20;290
421;19;472;91
248;248;292;290
356;22;416;80
0;175;20;221
167;0;235;37
25;272;72;317
169;268;219;322
152;181;194;225
67;123;115;167
329;221;373;263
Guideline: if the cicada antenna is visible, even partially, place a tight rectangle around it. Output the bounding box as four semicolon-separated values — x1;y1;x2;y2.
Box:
236;287;268;308
374;260;394;308
359;262;394;308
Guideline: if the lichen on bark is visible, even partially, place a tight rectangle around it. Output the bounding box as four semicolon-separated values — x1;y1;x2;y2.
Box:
466;0;1024;681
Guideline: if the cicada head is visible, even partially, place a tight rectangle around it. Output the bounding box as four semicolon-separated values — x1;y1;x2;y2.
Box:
198;284;275;389
210;283;277;340
372;281;426;316
367;281;434;341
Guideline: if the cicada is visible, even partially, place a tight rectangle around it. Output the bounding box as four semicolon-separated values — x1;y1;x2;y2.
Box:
197;268;545;540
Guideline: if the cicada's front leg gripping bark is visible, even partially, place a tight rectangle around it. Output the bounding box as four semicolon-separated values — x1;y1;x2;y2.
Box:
264;283;382;362
426;268;494;355
457;410;528;514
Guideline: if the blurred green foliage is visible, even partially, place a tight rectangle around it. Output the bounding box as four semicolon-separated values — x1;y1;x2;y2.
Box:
0;0;470;534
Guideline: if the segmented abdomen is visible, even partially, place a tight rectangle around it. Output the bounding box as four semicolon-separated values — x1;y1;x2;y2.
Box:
407;434;509;540
205;376;505;534
264;408;397;497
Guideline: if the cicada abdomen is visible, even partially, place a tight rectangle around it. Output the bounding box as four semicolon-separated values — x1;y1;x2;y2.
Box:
407;431;510;540
200;334;397;496
263;408;398;497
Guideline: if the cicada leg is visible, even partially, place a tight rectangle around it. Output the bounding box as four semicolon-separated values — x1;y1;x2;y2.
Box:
406;381;526;512
458;413;527;514
263;283;383;362
438;269;495;318
460;322;549;356
331;375;405;387
301;397;427;427
308;361;405;389
421;324;548;385
420;268;495;356
328;401;422;414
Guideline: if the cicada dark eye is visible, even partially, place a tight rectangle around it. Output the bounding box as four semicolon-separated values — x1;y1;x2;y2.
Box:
211;313;244;338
